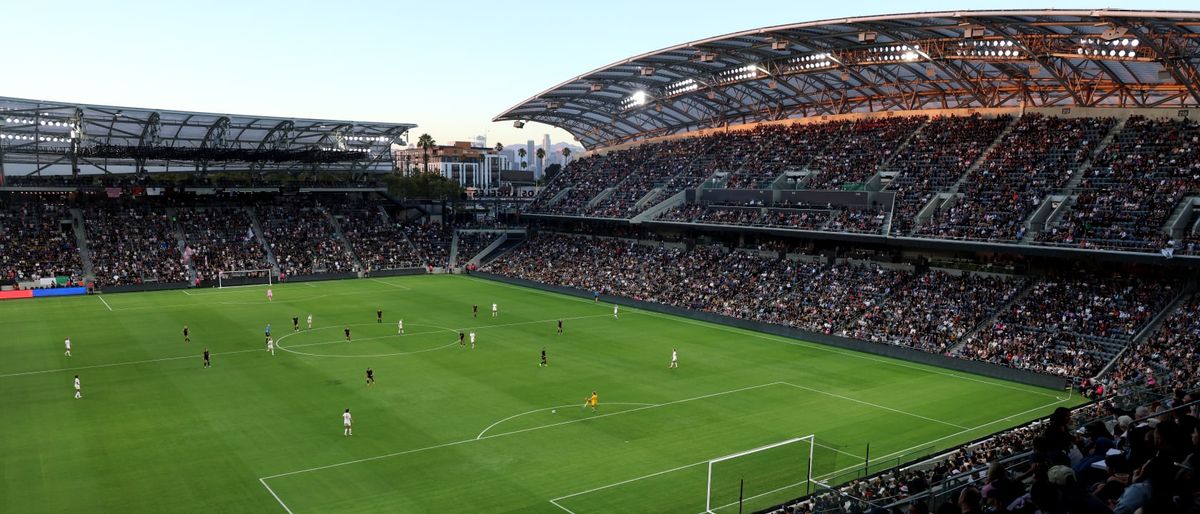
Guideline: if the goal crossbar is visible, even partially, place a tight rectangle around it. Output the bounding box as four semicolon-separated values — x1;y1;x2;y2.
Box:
705;435;814;513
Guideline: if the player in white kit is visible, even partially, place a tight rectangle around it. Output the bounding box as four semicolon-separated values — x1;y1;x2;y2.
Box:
613;305;619;319
469;331;476;349
64;337;72;357
343;409;353;436
267;337;275;356
398;319;404;335
669;348;678;368
491;303;498;317
74;375;81;399
307;314;313;329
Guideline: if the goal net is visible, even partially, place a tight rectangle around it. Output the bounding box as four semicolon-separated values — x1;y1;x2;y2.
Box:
705;435;837;513
217;269;273;289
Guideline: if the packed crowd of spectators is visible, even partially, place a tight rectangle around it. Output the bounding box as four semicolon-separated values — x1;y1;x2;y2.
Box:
0;201;83;282
492;232;1184;381
585;139;704;218
453;231;503;268
527;150;640;215
84;205;187;286
885;115;1013;235
919;115;1116;241
403;223;452;269
486;232;910;335
803;116;927;190
1109;294;1199;394
259;204;354;276
657;203;833;230
657;201;887;234
957;279;1172;378
177;207;270;281
1038;116;1200;252
843;272;1026;354
779;391;1200;514
334;207;424;271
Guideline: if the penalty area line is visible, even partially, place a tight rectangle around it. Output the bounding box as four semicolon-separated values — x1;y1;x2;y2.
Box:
549;395;1071;513
98;296;113;311
259;478;295;514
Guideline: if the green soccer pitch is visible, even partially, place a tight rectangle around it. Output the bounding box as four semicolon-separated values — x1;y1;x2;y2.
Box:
0;275;1079;513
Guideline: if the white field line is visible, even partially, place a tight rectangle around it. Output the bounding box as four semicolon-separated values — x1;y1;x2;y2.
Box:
548;499;579;514
778;382;967;430
467;277;1063;400
707;477;811;514
98;296;113;311
0;331;435;379
370;278;412;290
258;382;785;482
259;478;295;514
549;395;1071;514
476;402;660;440
0;314;600;379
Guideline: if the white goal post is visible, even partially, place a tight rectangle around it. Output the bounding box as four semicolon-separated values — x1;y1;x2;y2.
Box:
217;269;273;289
705;435;815;514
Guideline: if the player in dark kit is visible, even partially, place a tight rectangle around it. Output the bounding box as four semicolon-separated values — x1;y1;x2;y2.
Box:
540;347;548;367
557;319;563;334
459;331;466;346
183;325;190;343
344;327;351;342
203;348;211;368
472;304;478;318
293;316;299;331
366;368;374;387
377;309;382;323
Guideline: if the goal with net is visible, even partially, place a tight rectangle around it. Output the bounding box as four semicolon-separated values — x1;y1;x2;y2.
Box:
217;269;273;289
705;435;819;514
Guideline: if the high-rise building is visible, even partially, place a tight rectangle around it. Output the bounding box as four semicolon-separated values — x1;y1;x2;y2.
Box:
526;140;537;179
542;134;553;166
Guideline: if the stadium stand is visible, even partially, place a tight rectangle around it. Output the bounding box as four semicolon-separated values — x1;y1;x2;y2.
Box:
956;279;1174;378
259;203;355;276
177;206;270;282
333;206;425;271
884;115;1013;235
1038;116;1200;252
842;271;1026;354
402;223;452;269
916;114;1116;241
454;231;502;268
1109;294;1200;392
0;200;83;283
84;204;187;286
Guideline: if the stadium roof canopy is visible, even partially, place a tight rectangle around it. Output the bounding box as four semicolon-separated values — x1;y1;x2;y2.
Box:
495;9;1200;149
0;96;416;176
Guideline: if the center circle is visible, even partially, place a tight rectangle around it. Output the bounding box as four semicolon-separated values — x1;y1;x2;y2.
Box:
275;322;462;358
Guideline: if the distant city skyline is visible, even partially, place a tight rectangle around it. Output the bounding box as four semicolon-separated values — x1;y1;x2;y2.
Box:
1;0;1193;148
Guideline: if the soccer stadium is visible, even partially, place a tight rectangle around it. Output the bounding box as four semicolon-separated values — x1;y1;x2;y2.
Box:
3;7;1200;514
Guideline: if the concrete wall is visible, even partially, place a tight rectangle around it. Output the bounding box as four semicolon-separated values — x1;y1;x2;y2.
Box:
472;271;1069;391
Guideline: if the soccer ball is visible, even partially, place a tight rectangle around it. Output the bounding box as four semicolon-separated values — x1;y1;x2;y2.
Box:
552;409;557;414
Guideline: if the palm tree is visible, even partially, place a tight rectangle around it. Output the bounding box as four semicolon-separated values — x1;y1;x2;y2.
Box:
517;147;527;163
535;148;546;172
416;133;436;173
494;143;504;153
561;147;571;163
521;161;528;170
